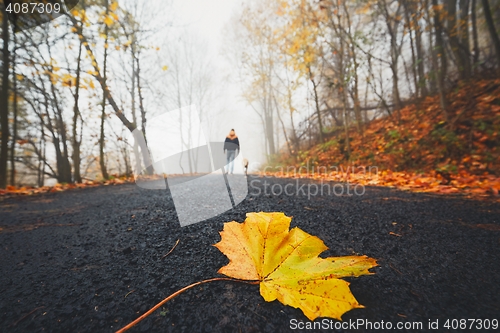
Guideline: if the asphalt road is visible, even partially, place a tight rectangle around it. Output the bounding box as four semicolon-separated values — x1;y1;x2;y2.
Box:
0;176;499;333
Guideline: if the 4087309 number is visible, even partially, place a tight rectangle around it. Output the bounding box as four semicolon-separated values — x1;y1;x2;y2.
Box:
5;2;62;14
444;319;498;330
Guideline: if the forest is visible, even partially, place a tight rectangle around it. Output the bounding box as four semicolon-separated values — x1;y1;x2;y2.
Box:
0;0;499;195
1;1;500;331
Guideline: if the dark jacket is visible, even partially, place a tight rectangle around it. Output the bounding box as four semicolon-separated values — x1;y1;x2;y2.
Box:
224;136;240;152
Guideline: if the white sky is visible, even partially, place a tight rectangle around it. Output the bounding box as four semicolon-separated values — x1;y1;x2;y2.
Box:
173;0;243;45
166;0;267;170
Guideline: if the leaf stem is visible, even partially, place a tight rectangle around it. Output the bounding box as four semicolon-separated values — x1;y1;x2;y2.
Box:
115;277;259;333
161;239;179;260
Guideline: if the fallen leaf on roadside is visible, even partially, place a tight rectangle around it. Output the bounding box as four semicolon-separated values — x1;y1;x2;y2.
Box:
214;212;378;321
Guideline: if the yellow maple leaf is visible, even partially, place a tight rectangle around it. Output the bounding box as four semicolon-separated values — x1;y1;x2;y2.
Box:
214;212;377;321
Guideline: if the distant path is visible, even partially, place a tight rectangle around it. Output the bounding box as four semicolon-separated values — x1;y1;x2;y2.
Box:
1;176;499;332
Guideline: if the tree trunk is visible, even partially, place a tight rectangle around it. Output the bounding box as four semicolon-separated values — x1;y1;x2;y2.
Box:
273;93;293;156
265;106;276;156
471;0;480;73
459;0;471;79
310;75;324;143
433;0;449;120
343;1;363;134
391;62;402;113
130;42;137;127
481;0;500;75
10;31;17;186
414;0;428;96
425;0;438;94
286;82;299;157
99;0;110;179
342;88;350;159
349;39;363;134
403;0;420;97
50;82;72;183
447;0;467;79
0;3;10;188
38;126;46;187
72;38;83;183
339;30;350;159
136;56;147;145
381;0;402;121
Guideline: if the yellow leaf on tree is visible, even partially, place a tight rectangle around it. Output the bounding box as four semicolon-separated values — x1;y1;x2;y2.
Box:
61;73;76;87
110;1;119;11
214;212;377;321
104;16;113;27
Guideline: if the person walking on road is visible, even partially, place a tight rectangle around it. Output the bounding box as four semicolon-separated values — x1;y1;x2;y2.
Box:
224;129;240;174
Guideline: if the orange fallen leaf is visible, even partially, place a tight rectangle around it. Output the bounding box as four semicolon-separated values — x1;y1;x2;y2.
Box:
214;212;378;320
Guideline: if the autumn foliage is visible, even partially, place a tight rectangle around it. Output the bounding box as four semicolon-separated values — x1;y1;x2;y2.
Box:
273;79;500;198
0;175;135;198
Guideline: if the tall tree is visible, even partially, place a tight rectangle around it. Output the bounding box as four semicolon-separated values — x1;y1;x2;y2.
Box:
471;0;480;72
458;0;471;78
481;0;500;74
1;3;10;188
432;0;449;119
71;36;83;183
235;1;280;157
10;21;17;185
99;0;110;179
379;0;403;117
67;4;153;174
